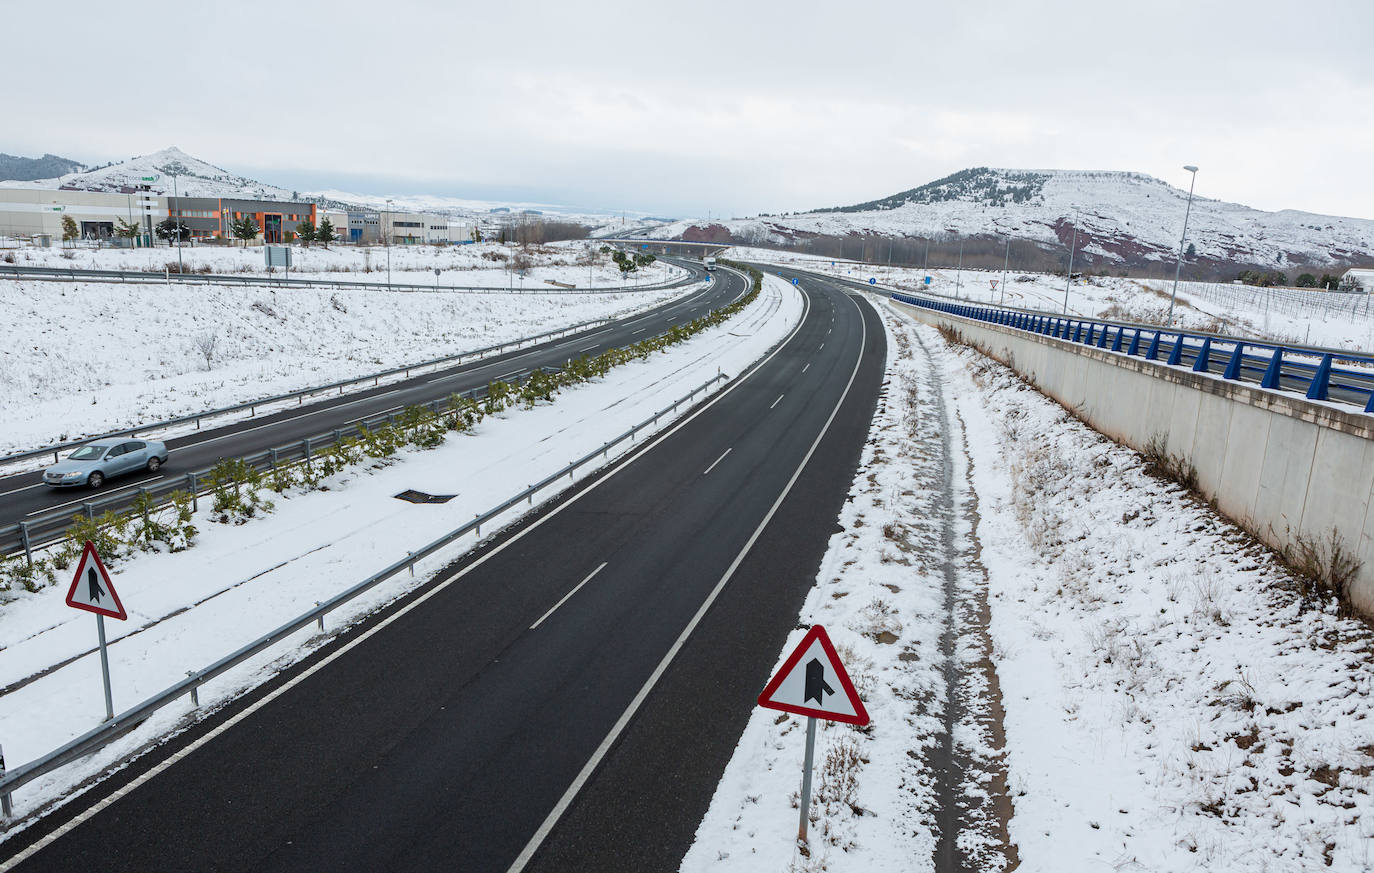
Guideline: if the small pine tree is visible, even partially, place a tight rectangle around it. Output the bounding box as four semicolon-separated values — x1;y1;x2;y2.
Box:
114;217;142;246
316;218;336;249
230;215;259;247
295;219;316;247
1184;242;1196;260
61;214;79;242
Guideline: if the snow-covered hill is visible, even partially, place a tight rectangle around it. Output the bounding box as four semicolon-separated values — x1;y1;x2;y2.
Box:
0;147;301;200
662;168;1374;270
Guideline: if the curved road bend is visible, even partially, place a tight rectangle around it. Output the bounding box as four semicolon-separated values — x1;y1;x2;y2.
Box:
0;261;740;538
3;270;885;873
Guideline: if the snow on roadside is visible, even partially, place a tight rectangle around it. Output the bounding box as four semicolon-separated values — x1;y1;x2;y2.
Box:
932;310;1374;871
0;272;697;456
0;275;800;831
681;297;1015;872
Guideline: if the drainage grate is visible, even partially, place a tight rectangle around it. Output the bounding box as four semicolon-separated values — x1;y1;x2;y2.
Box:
394;490;456;504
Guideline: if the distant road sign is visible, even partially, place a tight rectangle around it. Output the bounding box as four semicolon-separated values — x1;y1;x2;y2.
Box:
792;277;799;285
758;625;868;725
65;541;127;620
869;278;876;285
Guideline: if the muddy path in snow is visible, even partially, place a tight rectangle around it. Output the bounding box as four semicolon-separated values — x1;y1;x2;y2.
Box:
902;318;1018;873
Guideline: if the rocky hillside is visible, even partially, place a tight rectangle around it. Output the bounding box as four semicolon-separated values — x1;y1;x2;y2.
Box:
0;147;300;200
0;152;84;182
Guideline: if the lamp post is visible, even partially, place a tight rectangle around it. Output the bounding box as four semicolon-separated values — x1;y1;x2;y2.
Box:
385;198;393;291
170;172;183;273
1167;165;1200;326
1062;209;1079;314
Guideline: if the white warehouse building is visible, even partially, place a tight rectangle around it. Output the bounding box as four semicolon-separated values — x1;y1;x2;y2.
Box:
0;188;166;241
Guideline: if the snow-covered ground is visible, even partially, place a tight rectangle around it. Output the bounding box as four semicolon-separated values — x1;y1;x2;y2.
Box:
0;257;696;455
0;275;801;830
3;239;682;289
682;295;1373;871
732;246;1374;352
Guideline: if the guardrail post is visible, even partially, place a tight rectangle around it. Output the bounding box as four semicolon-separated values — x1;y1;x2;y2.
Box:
187;473;198;511
1110;327;1123;352
1261;349;1284;389
316;602;325;631
187;671;199;707
1145;331;1162;360
408;553;415;576
1;743;12;819
19;522;33;568
1127;329;1142;357
269;448;278;470
1223;343;1245;380
475;515;482;537
83;502;95;521
303;438;312;463
1306;354;1334;401
1192;337;1212;372
1166;333;1185;366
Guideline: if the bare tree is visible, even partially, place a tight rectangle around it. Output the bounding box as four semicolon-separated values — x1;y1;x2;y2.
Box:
195;333;219;370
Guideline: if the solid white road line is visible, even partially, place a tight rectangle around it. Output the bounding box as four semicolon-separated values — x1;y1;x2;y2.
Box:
497;371;523;382
580;346;599;353
802;363;810;373
0;283;814;873
701;448;732;476
26;476;164;516
770;394;784;409
632;328;646;334
506;288;868;873
529;563;609;630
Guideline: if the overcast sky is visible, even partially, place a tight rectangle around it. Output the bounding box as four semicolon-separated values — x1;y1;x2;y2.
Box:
8;0;1372;219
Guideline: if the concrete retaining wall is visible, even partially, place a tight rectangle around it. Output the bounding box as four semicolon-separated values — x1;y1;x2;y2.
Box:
892;299;1374;616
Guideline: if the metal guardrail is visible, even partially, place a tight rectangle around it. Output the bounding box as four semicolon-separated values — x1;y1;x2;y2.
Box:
0;372;729;815
892;292;1374;414
1;307;652;469
0;262;687;295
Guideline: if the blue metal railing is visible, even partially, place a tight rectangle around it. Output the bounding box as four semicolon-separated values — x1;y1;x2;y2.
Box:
891;292;1374;414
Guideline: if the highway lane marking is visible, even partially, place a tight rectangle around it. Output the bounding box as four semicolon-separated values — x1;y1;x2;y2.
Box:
28;476;164;516
580;345;599;353
802;363;810;373
0;482;46;498
770;394;784;409
702;448;732;476
819;343;825;350
497;371;523;382
507;286;870;873
0;280;815;873
632;328;645;334
529;563;609;630
191;403;408;449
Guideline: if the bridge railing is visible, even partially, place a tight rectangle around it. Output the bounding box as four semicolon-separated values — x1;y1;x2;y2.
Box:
891;291;1374;414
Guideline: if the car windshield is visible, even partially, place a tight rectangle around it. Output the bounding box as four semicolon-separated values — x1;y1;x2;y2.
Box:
67;446;107;461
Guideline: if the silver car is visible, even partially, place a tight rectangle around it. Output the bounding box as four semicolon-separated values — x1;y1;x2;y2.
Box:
43;438;169;488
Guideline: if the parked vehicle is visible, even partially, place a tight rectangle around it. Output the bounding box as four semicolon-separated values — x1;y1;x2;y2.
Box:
43;438;169;488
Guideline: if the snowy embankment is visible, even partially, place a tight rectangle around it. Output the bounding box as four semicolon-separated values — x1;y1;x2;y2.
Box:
0;275;802;828
4;239;682;288
732;246;1372;352
682;296;1372;871
0;266;695;456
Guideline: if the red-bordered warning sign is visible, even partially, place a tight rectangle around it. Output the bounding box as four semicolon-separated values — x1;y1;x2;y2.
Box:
64;541;127;620
757;625;869;725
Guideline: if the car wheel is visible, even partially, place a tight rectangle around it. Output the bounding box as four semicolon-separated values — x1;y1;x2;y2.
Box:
88;472;105;489
147;456;162;473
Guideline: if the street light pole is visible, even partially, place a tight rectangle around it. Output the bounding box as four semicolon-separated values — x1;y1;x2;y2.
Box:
385;198;393;291
171;173;183;273
1062;209;1079;314
1167;165;1200;326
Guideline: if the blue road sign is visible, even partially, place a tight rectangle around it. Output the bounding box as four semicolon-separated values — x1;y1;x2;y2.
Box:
869;278;876;285
924;276;931;285
792;277;799;285
707;275;713;282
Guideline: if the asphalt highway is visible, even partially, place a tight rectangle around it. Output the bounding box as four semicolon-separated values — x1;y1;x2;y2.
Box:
0;261;741;549
2;269;885;872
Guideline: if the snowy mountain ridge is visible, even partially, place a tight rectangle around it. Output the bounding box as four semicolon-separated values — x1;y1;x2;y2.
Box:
0;147;300;201
666;167;1374;270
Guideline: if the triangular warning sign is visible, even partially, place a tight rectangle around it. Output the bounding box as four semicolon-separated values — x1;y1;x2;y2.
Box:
64;541;127;620
757;625;869;726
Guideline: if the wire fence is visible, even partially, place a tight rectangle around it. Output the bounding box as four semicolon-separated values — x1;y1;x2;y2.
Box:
1145;278;1374;323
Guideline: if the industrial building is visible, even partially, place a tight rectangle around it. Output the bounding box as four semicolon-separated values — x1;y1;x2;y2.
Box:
168;197;317;243
0;189;165;241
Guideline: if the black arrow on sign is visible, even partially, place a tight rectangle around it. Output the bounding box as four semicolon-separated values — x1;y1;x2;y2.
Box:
87;567;104;603
804;658;834;705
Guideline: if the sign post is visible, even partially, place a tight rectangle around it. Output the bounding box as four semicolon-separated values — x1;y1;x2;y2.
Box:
64;541;128;721
757;625;870;847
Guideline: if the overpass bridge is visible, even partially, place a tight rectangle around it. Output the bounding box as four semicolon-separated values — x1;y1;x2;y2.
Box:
600;238;730;260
